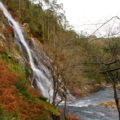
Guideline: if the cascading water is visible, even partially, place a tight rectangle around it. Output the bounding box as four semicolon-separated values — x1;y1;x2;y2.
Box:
0;2;53;99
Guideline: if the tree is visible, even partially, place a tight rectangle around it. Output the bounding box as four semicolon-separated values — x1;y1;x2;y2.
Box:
43;29;80;119
84;37;120;120
100;38;120;120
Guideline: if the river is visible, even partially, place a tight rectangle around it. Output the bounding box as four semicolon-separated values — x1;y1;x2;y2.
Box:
65;87;120;120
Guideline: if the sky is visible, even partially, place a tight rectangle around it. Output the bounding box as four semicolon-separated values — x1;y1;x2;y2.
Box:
58;0;120;37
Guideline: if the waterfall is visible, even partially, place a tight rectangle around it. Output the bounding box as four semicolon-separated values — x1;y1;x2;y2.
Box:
0;2;53;99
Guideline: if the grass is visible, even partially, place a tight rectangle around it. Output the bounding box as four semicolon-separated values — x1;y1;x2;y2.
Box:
25;65;32;77
15;76;35;104
1;51;8;61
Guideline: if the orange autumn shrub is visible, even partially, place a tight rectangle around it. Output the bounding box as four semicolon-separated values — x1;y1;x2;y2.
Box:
0;46;3;53
66;113;80;120
0;59;17;87
3;25;13;37
27;87;41;98
0;57;19;112
0;55;55;119
58;55;65;61
18;101;31;120
0;58;30;118
0;87;19;112
30;103;43;116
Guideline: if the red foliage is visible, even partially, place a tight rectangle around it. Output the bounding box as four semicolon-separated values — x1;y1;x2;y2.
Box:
3;25;13;37
0;57;51;119
10;11;16;18
0;59;16;86
0;58;19;112
0;58;31;118
58;55;65;61
30;102;43;115
27;87;41;98
66;113;80;120
19;101;31;120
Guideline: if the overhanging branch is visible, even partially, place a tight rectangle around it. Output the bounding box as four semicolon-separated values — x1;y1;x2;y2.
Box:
100;67;120;74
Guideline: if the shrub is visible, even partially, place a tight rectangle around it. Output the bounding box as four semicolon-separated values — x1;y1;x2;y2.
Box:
15;76;27;92
1;51;8;61
66;113;80;120
4;26;13;37
39;96;48;102
25;66;31;78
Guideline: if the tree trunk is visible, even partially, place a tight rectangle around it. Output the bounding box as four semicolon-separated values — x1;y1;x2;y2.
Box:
113;83;120;120
52;114;60;120
119;112;120;120
64;97;67;120
63;89;67;120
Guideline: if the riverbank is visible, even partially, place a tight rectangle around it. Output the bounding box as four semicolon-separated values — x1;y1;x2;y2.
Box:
69;83;106;98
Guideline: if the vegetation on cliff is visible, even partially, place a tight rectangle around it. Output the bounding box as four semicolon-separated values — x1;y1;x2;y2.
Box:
0;13;58;119
1;0;120;120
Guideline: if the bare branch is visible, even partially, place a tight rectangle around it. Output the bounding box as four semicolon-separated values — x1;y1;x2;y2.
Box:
92;16;120;35
100;67;120;74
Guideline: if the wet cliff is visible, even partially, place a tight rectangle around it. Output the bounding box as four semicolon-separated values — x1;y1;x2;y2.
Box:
0;2;59;120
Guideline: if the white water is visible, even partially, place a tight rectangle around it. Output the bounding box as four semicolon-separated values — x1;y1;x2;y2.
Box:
66;88;119;120
0;2;53;98
68;87;115;107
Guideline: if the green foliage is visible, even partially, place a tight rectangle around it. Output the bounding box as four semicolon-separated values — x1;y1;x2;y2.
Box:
84;54;103;84
15;76;35;104
29;22;43;39
46;106;58;116
0;106;4;115
39;96;48;102
0;106;17;120
25;66;31;77
87;71;102;84
10;61;23;73
1;50;23;74
15;76;27;91
103;40;120;54
103;46;110;53
2;0;65;43
1;51;8;61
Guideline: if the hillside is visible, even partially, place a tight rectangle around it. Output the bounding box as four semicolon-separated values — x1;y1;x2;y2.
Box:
0;1;59;120
1;0;120;120
0;0;104;98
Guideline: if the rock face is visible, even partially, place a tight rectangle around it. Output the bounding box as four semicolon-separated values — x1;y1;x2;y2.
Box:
0;16;27;72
